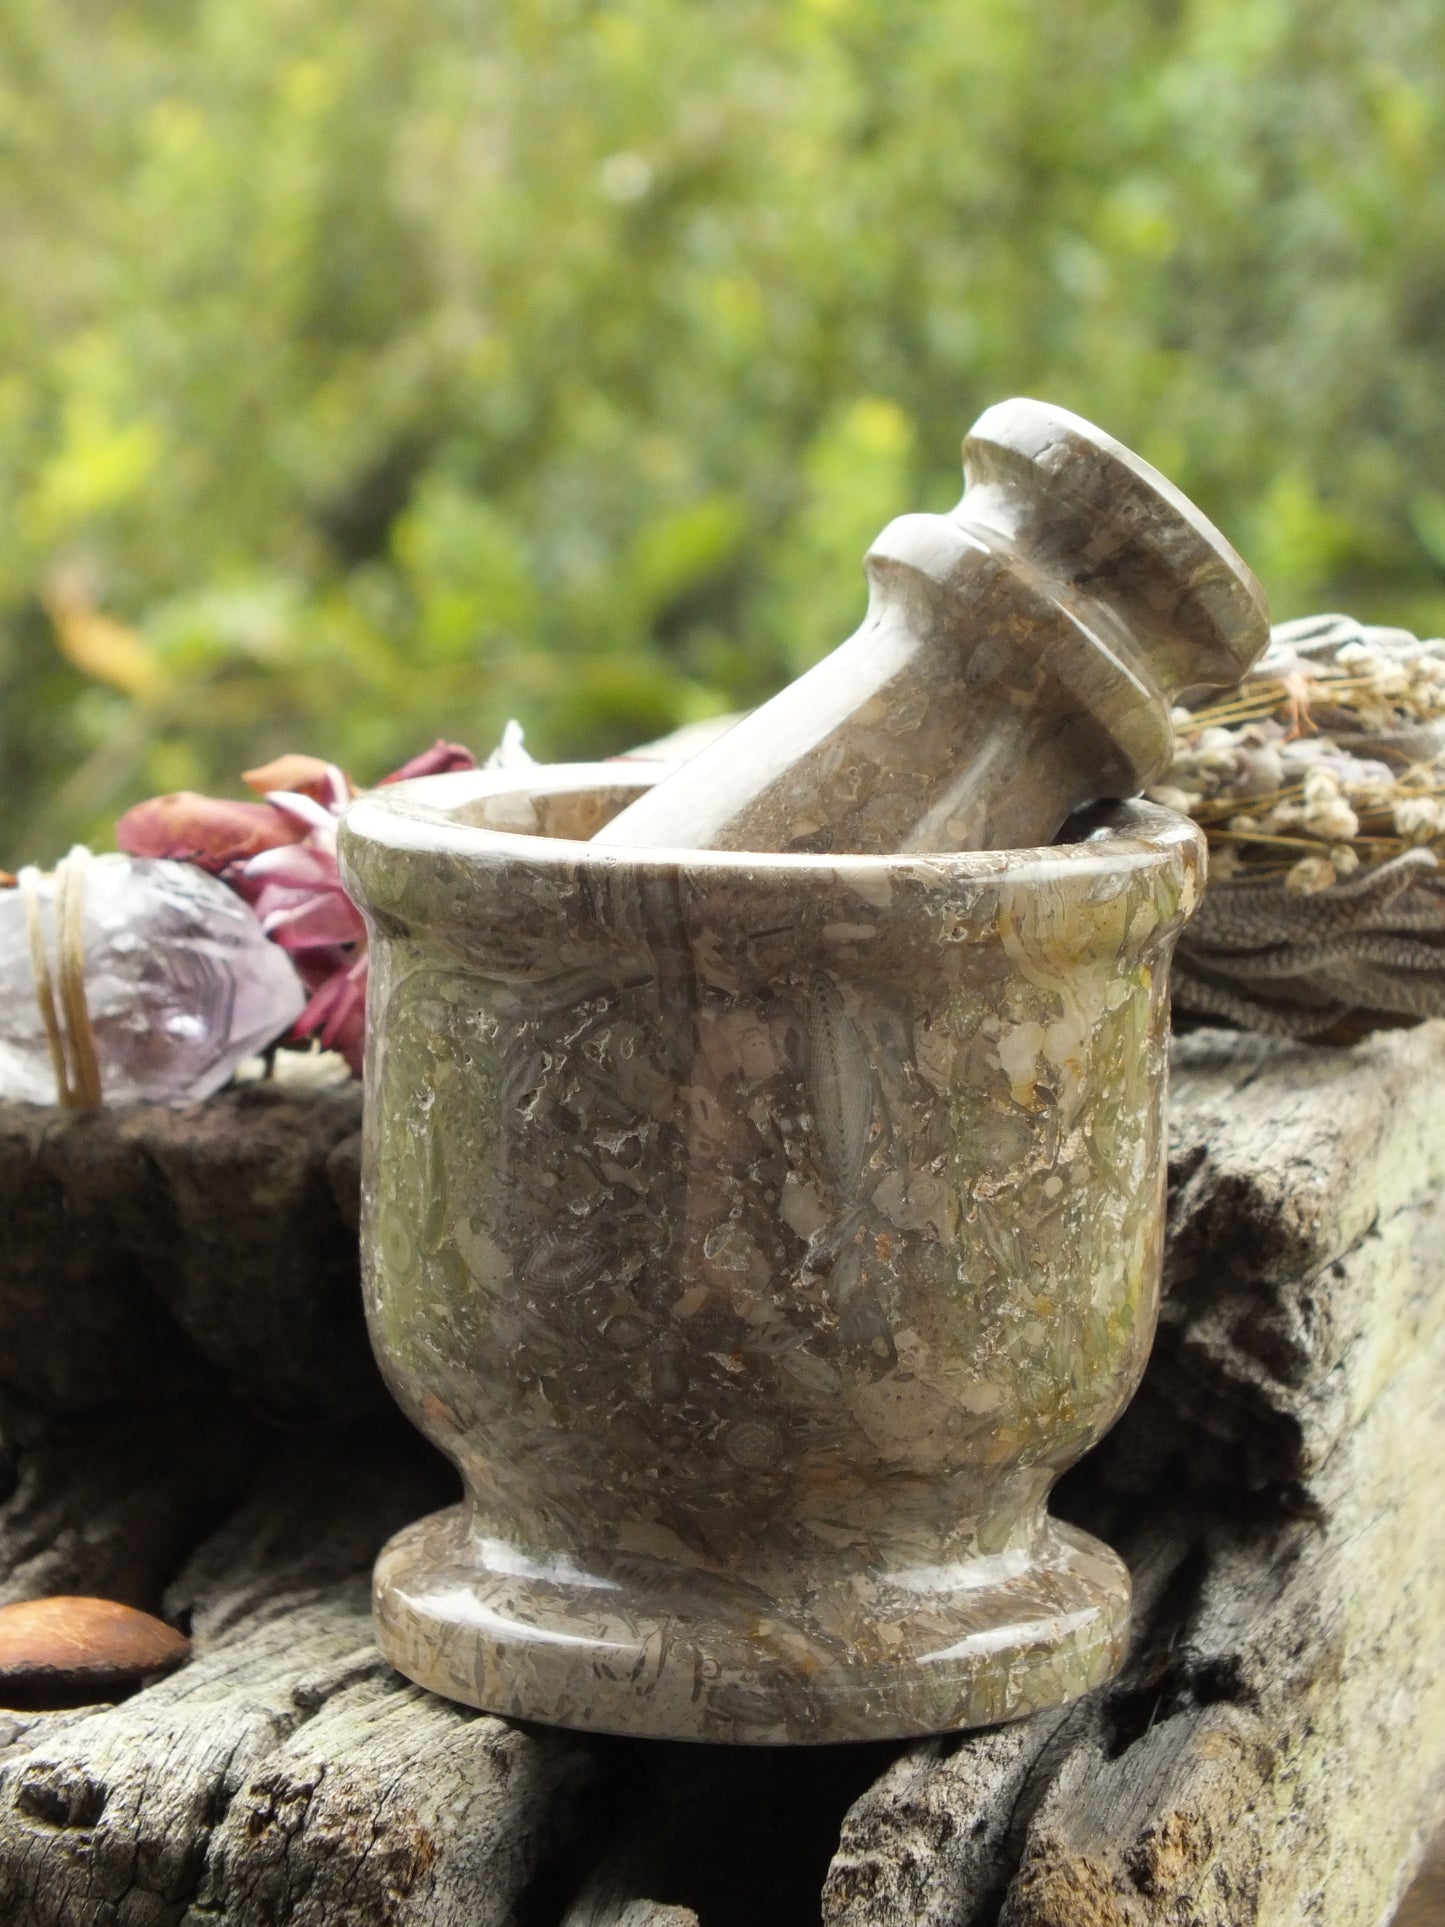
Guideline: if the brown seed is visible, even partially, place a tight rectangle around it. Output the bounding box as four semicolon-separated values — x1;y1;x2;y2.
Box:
0;1597;190;1711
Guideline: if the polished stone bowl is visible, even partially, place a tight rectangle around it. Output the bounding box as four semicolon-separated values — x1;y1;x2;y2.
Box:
339;765;1203;1744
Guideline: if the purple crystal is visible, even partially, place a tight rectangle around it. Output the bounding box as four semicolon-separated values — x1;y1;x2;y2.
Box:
0;856;306;1105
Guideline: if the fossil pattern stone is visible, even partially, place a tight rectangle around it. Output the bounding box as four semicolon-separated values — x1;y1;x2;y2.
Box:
340;763;1203;1744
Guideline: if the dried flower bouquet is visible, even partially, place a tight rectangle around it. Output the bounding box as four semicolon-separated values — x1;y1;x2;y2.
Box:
1158;614;1445;1037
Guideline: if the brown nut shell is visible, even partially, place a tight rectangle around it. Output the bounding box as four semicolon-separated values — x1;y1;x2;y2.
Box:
0;1596;190;1710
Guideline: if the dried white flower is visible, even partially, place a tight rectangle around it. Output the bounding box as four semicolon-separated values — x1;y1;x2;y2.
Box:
1191;726;1241;777
485;719;535;770
1231;746;1285;795
1207;843;1242;881
1376;663;1412;700
1393;795;1444;842
269;1046;353;1091
1145;784;1202;814
1303;796;1360;840
1196;727;1237;754
1262;801;1306;832
1286;855;1338;895
231;1044;353;1090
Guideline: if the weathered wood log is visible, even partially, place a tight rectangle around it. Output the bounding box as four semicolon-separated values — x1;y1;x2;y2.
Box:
822;1023;1445;1927
0;1025;1442;1923
0;1582;598;1927
0;1401;262;1615
1143;1025;1445;1494
818;1520;1206;1927
991;1308;1445;1925
0;1084;369;1424
0;1412;601;1926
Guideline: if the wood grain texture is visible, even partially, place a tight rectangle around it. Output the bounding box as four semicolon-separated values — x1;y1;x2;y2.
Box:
0;1023;1442;1923
1144;1023;1445;1493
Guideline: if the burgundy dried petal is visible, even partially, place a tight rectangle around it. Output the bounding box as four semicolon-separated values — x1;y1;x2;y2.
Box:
221;863;267;907
261;890;366;950
263;789;340;835
379;740;476;785
0;1596;190;1710
329;1003;366;1075
244;843;343;890
248;882;315;919
116;793;304;871
295;960;367;1073
116;761;376;1078
291;944;353;995
327;1001;366;1074
295;969;349;1030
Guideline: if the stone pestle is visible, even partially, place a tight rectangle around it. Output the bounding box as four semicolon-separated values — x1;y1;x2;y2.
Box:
593;398;1269;857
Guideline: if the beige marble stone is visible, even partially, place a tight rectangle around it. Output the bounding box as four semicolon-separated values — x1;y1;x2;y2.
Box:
595;398;1267;858
340;765;1204;1743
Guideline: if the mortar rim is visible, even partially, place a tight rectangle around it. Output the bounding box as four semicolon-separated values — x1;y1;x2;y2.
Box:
339;762;1205;891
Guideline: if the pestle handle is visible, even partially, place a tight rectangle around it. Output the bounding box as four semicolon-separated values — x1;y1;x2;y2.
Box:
594;399;1268;857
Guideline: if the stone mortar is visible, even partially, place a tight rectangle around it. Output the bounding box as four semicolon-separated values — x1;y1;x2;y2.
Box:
339;763;1204;1744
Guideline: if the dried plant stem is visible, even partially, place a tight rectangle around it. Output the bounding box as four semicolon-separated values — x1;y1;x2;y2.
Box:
1186;671;1395;731
1209;828;1407;855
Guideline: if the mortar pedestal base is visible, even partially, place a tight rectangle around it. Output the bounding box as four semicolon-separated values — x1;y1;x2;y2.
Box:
373;1504;1130;1745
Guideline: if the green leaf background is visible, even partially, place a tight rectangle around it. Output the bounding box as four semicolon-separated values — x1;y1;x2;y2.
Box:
6;0;1445;859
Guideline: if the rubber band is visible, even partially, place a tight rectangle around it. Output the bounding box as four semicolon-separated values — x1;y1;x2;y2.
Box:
16;848;103;1109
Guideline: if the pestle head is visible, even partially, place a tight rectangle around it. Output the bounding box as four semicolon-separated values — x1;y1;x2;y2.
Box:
956;398;1269;708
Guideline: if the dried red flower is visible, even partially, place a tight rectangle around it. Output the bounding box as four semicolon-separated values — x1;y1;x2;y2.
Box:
115;742;477;1076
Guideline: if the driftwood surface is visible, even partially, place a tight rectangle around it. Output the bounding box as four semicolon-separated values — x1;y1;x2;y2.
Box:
0;1025;1444;1924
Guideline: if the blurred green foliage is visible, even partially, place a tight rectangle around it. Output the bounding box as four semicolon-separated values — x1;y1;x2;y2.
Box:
6;0;1445;861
